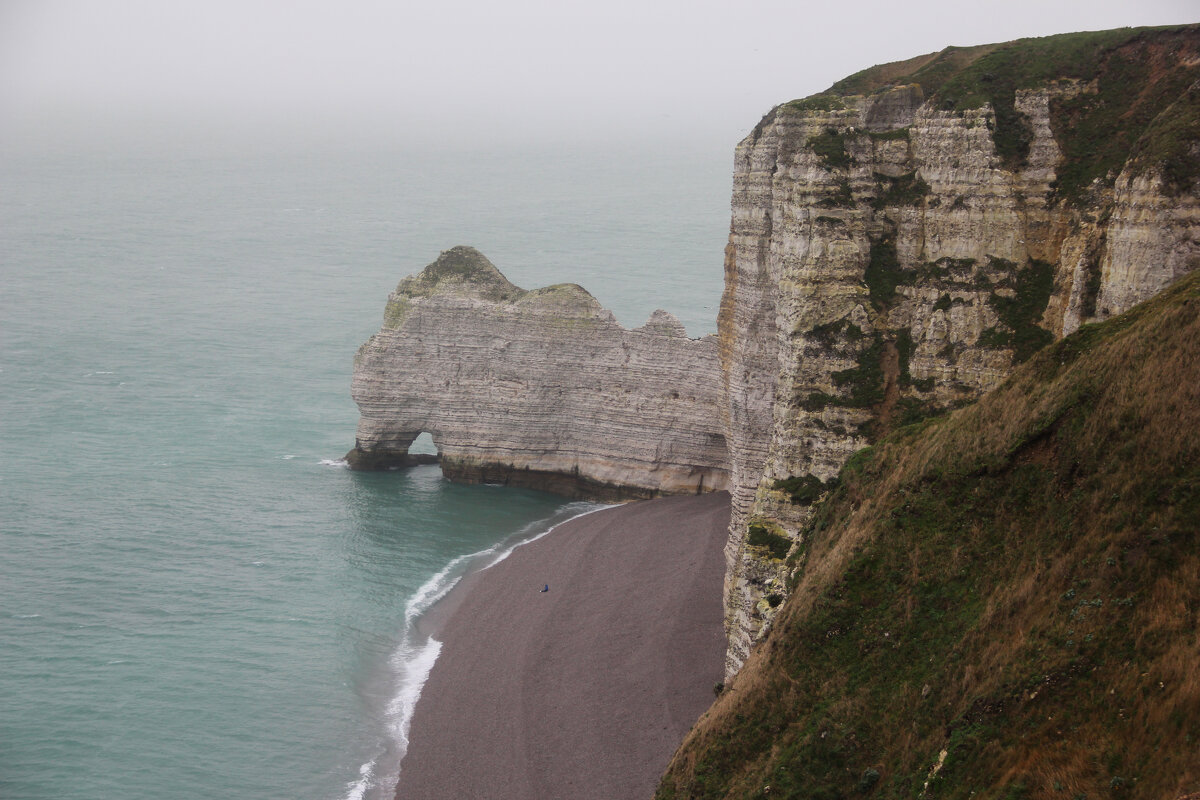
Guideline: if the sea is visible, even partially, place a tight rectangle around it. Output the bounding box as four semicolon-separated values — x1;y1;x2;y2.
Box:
0;135;730;800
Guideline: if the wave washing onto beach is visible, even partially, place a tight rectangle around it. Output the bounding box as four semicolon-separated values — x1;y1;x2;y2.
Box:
340;503;608;800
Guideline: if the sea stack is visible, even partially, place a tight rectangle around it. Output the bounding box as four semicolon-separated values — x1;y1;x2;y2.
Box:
347;246;729;500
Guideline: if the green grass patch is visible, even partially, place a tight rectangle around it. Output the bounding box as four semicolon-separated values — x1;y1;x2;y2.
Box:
773;474;840;506
382;296;411;329
808;128;854;170
827;44;1000;98
865;236;903;309
978;326;1013;349
747;524;792;560
806;318;865;348
818;178;856;208
871;171;931;208
786;94;848;112
800;392;842;412
832;334;886;408
896;328;916;387
1128;78;1200;196
895;396;942;427
1049;29;1200;201
986;258;1055;362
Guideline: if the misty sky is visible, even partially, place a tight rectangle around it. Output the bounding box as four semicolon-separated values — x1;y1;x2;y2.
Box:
1;0;1195;150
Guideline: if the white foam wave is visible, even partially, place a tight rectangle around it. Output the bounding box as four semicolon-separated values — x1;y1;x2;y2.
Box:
478;502;613;572
320;458;349;468
386;636;443;756
341;760;374;800
337;559;468;800
403;556;471;625
346;503;612;800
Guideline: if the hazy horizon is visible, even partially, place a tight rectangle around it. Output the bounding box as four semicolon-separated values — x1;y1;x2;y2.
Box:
2;0;1196;155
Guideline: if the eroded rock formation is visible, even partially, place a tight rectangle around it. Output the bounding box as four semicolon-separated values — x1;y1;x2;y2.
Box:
347;246;729;500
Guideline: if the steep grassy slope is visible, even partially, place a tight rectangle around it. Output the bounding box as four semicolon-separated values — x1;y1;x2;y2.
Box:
659;270;1200;799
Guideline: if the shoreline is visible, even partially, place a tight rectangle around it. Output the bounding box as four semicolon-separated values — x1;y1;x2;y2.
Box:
411;501;616;641
360;497;607;800
394;491;731;799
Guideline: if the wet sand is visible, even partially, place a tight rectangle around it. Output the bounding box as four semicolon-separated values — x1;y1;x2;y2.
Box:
396;491;730;799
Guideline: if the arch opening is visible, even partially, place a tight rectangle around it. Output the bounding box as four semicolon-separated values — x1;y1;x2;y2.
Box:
407;431;439;457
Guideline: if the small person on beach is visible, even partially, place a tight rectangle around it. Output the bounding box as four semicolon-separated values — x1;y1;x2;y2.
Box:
540;584;549;593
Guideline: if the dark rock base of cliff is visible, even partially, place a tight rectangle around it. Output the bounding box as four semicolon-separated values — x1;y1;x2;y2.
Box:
343;448;439;471
441;459;669;502
345;447;713;503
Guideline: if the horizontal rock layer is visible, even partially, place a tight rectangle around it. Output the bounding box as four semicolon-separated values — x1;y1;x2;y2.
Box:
720;28;1200;675
348;246;729;500
348;29;1200;682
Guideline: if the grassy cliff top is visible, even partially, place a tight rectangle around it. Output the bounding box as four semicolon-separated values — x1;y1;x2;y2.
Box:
394;245;522;300
380;247;612;329
782;24;1200;201
658;269;1200;799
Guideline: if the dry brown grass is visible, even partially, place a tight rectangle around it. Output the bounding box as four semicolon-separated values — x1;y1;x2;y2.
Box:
659;272;1200;800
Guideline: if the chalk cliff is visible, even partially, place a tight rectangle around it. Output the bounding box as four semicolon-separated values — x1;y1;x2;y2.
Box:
347;246;729;500
718;25;1200;674
349;27;1200;680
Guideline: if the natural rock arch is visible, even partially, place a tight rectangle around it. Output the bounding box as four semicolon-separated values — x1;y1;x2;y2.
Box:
347;247;729;500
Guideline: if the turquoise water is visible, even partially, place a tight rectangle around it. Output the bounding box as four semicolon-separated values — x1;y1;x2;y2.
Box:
0;140;729;799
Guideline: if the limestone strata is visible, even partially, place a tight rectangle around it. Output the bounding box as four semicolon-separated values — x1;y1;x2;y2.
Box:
720;81;1200;675
1092;171;1200;325
348;246;729;500
347;34;1200;681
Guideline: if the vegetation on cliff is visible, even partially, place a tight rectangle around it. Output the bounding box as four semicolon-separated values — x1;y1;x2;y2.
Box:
658;270;1200;799
724;24;1200;679
822;25;1200;202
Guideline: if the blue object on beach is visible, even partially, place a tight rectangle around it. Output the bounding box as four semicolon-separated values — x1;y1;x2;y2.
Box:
541;584;549;593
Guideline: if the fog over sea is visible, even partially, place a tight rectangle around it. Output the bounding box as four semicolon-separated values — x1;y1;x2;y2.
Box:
0;138;728;800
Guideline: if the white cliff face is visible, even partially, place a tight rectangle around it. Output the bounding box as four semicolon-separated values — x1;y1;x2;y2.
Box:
349;247;729;500
720;84;1200;676
1094;171;1200;324
346;40;1199;681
